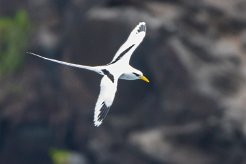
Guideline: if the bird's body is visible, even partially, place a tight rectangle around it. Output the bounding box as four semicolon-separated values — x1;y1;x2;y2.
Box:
28;22;149;127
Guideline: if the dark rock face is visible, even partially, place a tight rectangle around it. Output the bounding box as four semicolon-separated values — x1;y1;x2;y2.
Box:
1;0;246;164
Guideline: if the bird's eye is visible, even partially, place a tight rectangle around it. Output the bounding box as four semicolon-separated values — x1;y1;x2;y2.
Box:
133;73;139;76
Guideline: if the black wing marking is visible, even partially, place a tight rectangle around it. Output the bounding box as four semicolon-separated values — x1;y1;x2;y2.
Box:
109;44;135;64
98;102;110;122
102;69;114;83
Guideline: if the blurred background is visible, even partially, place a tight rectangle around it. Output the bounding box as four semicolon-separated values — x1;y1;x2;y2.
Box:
1;0;246;164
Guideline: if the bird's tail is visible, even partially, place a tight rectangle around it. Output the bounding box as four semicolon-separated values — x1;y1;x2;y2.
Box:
27;52;100;73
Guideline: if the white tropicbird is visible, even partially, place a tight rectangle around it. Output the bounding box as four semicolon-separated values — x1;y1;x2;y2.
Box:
27;22;149;127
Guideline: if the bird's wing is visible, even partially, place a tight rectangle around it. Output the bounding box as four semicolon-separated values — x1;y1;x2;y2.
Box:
109;22;146;64
94;75;118;127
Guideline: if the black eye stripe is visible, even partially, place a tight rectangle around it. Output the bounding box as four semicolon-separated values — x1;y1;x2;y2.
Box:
133;73;139;76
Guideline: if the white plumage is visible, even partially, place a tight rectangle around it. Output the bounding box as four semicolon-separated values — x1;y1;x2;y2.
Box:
28;22;149;127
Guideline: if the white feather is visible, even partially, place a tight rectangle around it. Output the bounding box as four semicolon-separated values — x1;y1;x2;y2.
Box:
27;52;101;73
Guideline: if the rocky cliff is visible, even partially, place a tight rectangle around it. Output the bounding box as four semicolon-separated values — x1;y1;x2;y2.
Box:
1;0;246;164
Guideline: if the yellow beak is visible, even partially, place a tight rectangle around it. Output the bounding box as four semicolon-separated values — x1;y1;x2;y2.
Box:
140;75;150;83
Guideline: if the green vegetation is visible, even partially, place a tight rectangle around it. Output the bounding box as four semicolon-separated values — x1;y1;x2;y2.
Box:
0;10;31;76
50;149;71;164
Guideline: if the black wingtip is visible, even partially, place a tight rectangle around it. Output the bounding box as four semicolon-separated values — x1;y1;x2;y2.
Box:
137;23;146;33
98;102;110;122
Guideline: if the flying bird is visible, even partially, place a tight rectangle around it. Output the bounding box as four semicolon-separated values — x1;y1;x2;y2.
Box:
27;22;149;127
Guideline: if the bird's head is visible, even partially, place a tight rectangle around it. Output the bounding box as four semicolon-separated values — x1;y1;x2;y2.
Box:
132;70;150;83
